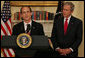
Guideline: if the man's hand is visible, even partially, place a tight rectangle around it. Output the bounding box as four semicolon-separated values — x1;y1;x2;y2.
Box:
63;48;72;54
55;48;72;56
55;48;65;55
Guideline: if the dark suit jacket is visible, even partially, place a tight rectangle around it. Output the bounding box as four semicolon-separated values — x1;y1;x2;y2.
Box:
51;16;83;56
12;20;45;57
12;20;44;35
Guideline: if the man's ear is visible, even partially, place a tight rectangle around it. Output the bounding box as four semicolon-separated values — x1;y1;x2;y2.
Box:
71;11;73;13
30;12;32;16
20;13;23;20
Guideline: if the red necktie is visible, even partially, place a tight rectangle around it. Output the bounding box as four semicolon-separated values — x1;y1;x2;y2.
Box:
64;18;68;35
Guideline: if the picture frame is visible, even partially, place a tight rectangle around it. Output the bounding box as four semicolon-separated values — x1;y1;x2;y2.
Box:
10;1;58;7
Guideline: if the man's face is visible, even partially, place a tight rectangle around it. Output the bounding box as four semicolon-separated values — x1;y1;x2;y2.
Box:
63;5;73;18
21;7;32;21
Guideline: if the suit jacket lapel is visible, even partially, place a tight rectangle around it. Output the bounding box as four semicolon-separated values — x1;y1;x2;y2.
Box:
30;21;35;35
21;21;25;33
66;16;74;35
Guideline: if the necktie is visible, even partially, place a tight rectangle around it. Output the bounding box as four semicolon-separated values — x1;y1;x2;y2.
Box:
64;18;68;35
26;24;30;34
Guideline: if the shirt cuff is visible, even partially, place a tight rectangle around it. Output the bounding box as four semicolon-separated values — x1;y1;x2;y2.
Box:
55;47;60;51
69;48;74;52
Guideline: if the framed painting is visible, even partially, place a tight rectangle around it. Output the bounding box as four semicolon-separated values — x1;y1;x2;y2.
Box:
10;1;58;7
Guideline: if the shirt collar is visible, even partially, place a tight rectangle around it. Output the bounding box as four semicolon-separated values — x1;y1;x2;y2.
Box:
64;15;71;21
24;20;32;26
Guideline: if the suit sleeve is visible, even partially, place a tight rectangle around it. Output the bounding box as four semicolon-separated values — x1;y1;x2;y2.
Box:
71;21;83;51
12;25;17;35
50;19;58;49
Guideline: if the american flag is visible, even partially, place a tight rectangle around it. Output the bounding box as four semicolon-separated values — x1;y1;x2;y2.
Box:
1;1;15;57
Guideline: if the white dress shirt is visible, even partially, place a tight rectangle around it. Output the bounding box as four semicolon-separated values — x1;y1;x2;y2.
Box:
24;20;32;33
64;15;71;24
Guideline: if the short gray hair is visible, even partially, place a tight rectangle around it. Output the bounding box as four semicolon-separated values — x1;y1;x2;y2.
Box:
63;2;75;11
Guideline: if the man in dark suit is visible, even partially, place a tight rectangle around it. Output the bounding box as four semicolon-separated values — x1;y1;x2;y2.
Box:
12;6;45;57
12;7;44;36
51;2;83;57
